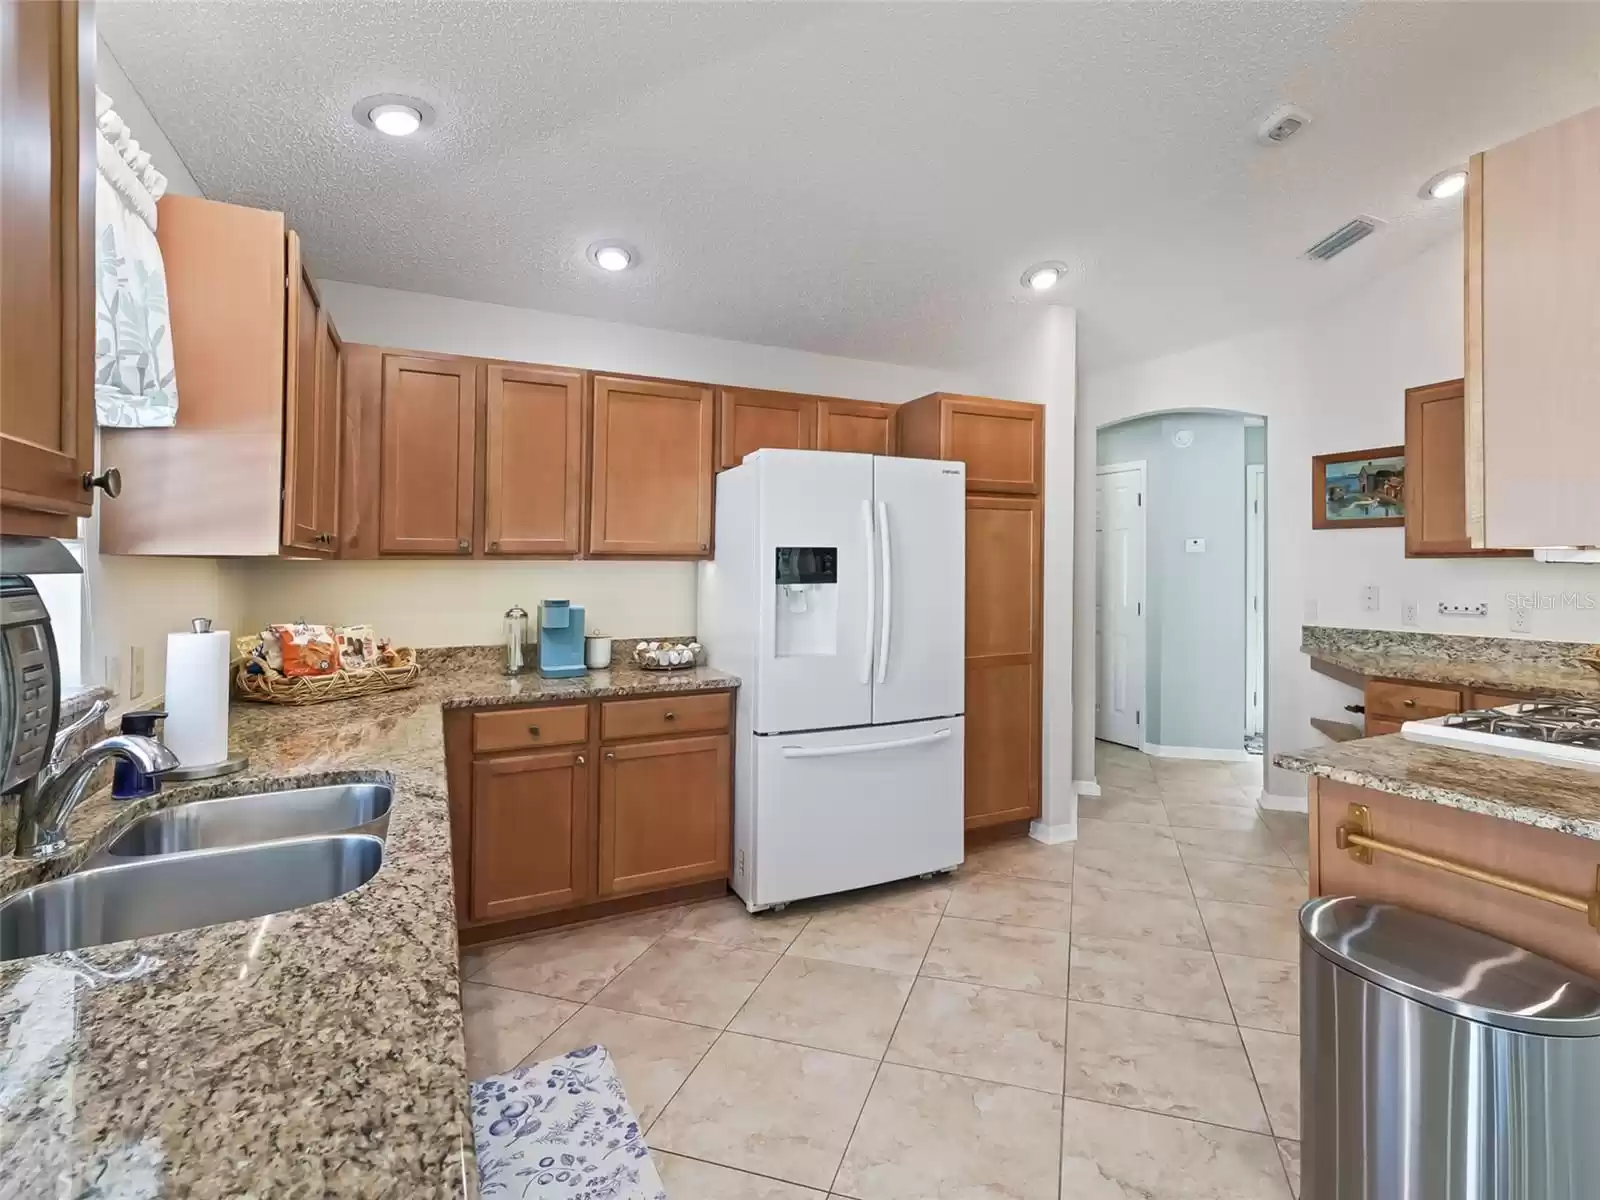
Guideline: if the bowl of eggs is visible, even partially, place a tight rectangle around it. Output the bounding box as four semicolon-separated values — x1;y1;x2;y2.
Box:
632;640;704;671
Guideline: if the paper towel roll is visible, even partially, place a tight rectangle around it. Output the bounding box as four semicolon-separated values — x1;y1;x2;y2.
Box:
164;626;230;768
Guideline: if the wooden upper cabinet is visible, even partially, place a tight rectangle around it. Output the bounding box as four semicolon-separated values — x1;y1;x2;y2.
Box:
280;236;338;556
816;398;894;455
588;374;714;556
471;747;594;922
484;363;584;555
1405;379;1526;559
598;733;731;897
378;354;478;555
896;393;1043;494
1466;105;1600;550
717;387;816;470
0;0;96;537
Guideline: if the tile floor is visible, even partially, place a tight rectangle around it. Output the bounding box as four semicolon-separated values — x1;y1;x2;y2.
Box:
459;741;1310;1199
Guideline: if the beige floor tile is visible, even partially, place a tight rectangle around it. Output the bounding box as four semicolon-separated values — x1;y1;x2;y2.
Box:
886;977;1066;1093
1278;1139;1302;1198
473;910;676;1001
654;1153;826;1199
786;905;941;975
460;983;579;1079
1198;899;1302;963
1059;1097;1294;1200
944;873;1073;931
921;916;1071;996
730;956;913;1058
591;936;779;1028
1162;801;1272;831
672;895;814;953
459;943;510;981
1170;825;1294;867
1073;845;1192;898
1216;953;1300;1034
1075;817;1181;858
527;1005;717;1129
651;1032;878;1189
1185;858;1307;908
1157;780;1258;806
834;1063;1063;1200
1242;1028;1300;1140
964;836;1076;884
1071;883;1210;949
1077;792;1169;824
1260;810;1310;842
1068;935;1233;1022
846;874;956;914
1064;1001;1269;1134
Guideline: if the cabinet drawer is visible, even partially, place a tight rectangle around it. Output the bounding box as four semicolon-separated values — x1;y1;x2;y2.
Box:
1365;716;1404;737
1365;681;1463;723
601;691;731;741
1469;690;1527;710
473;704;589;753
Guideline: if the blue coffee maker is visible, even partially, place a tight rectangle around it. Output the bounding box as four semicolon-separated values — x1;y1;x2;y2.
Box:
536;599;586;678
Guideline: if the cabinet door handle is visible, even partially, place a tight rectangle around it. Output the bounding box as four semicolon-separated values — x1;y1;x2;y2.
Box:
527;725;540;736
605;751;616;760
1402;699;1416;708
83;467;122;498
457;539;470;552
575;754;585;765
663;710;676;721
489;540;499;551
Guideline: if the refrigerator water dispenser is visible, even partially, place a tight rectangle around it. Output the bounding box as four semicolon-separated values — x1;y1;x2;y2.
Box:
774;546;838;657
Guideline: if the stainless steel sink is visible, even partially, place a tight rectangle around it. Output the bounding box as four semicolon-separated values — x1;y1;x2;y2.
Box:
96;783;392;859
0;834;384;961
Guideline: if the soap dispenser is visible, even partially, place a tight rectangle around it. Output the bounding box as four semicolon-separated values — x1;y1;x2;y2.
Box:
112;710;167;800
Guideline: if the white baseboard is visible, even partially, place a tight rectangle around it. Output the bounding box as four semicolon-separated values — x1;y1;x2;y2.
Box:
1259;791;1310;814
1029;819;1077;845
1143;743;1254;763
1074;780;1102;797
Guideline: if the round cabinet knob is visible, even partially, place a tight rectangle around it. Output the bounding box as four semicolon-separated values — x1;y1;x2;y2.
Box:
663;710;677;721
457;539;470;552
527;725;540;737
489;540;500;552
605;751;616;761
575;754;585;765
83;467;122;498
1402;699;1416;708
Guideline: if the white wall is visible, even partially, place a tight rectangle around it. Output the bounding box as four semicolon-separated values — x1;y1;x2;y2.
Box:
1077;235;1600;802
231;282;981;649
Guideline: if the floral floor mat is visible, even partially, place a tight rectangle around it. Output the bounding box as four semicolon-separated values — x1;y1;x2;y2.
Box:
470;1045;668;1199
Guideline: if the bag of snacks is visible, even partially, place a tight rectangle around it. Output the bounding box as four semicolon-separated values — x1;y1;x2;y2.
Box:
274;622;340;677
335;624;381;670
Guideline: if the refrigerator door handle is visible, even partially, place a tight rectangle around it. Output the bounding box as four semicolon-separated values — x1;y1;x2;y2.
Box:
875;499;892;684
860;499;876;685
781;728;951;759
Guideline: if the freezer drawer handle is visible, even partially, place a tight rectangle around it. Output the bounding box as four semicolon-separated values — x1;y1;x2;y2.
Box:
781;728;952;759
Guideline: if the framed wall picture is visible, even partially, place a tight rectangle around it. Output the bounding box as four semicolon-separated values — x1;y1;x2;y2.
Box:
1312;445;1406;529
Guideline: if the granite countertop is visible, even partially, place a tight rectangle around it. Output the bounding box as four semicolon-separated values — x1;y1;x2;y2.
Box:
0;648;738;1197
1275;735;1600;842
1300;625;1600;703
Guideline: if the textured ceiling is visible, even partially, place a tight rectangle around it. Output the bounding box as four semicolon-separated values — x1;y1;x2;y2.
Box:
99;1;1600;372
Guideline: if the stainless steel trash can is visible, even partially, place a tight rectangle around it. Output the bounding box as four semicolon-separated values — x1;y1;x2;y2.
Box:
1301;896;1600;1200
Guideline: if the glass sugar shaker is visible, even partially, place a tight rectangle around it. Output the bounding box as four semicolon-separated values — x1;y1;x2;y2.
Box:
504;605;529;675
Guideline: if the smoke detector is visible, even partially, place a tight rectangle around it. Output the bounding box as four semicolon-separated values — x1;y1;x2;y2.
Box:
1256;104;1313;146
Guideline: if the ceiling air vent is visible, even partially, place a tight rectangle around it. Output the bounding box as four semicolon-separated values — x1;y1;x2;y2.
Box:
1303;216;1384;261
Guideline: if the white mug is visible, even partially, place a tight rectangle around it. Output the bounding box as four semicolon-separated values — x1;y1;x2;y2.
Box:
585;635;613;669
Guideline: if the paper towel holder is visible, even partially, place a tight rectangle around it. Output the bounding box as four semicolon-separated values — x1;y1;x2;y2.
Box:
162;615;249;782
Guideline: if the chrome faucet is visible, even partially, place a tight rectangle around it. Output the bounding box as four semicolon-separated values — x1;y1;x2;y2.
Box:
11;700;180;860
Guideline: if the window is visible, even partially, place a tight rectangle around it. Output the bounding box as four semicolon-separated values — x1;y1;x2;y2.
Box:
26;539;86;689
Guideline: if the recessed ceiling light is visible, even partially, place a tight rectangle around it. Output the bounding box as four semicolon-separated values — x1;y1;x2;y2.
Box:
587;241;636;272
1021;262;1065;292
354;95;434;138
1422;168;1468;200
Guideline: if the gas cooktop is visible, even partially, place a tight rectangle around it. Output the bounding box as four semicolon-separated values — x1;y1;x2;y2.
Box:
1401;699;1600;772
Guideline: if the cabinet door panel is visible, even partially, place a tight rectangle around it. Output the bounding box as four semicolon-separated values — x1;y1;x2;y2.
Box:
1405;379;1526;559
471;748;593;921
943;397;1043;494
313;311;342;544
717;388;815;470
484;363;584;554
0;0;95;529
598;734;730;896
966;496;1042;663
281;239;329;554
965;661;1040;828
816;398;894;455
379;354;477;554
589;375;713;555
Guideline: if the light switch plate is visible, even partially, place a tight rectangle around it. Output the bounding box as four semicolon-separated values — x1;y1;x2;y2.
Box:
129;645;145;700
1361;585;1381;613
103;654;122;699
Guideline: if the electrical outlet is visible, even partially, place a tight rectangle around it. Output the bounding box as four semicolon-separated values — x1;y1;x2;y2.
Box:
129;645;146;700
1438;602;1489;617
103;654;123;698
1509;603;1531;634
1361;585;1381;613
1402;601;1419;627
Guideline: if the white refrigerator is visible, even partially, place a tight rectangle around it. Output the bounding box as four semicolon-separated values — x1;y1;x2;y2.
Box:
698;449;966;911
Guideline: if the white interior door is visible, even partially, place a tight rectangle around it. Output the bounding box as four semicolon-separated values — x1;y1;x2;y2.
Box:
754;450;875;734
1245;463;1266;738
1096;462;1146;749
870;456;966;726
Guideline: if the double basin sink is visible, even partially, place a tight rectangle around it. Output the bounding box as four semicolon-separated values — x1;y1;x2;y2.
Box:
0;783;392;962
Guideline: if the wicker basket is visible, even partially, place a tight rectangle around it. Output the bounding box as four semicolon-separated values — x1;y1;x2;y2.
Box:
631;642;703;672
234;646;422;705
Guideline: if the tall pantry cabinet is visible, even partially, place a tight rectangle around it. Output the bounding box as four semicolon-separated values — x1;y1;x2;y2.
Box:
896;393;1045;831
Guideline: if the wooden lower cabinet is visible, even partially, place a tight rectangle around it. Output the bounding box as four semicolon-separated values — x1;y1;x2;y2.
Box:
599;734;731;896
965;660;1040;827
470;747;593;922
